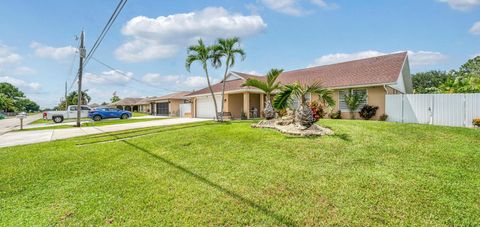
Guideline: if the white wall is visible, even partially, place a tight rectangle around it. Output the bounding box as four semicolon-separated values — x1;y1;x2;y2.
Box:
386;93;480;127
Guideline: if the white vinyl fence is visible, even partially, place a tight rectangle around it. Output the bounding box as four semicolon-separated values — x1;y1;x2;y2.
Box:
179;103;192;118
385;93;480;127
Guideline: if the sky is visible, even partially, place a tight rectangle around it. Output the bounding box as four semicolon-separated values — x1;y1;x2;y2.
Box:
0;0;479;108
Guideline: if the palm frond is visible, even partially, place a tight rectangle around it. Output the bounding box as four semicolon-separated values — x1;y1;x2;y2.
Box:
242;79;269;92
273;83;301;109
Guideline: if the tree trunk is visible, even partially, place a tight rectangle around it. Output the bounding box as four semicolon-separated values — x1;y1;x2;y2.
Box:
219;56;230;122
295;102;314;128
204;64;219;121
264;95;275;120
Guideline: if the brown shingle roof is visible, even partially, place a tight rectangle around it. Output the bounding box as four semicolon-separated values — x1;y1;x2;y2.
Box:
110;98;145;106
150;91;191;101
187;52;407;96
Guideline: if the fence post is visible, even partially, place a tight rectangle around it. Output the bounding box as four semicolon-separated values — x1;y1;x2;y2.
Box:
401;94;404;123
463;94;467;127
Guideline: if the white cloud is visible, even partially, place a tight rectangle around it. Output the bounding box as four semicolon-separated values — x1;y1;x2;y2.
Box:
84;70;133;86
310;50;447;68
261;0;336;16
115;7;267;62
438;0;480;10
0;44;22;66
469;21;480;35
141;73;210;88
30;42;77;60
0;76;41;91
13;66;35;75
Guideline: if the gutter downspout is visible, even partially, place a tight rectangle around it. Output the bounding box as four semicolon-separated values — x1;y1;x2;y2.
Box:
383;84;389;94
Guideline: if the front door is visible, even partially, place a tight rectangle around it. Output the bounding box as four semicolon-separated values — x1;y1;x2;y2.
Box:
156;102;169;116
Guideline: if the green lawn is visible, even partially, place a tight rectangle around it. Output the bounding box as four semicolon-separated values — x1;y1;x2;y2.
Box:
0;120;479;225
29;118;91;125
132;112;150;117
20;118;168;131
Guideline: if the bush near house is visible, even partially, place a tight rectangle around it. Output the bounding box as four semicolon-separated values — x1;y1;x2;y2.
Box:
359;105;379;120
329;110;342;119
473;118;480;127
380;114;388;121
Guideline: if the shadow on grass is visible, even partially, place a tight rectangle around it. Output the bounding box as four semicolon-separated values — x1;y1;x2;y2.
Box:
121;139;297;226
332;133;351;142
76;123;216;146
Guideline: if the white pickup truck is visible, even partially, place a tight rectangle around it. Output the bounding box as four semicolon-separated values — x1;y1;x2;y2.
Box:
43;105;92;123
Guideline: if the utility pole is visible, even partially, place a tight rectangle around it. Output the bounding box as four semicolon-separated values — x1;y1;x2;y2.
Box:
65;81;68;111
76;30;85;127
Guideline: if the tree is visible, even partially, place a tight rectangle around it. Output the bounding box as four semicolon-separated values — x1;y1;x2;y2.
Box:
186;39;219;120
212;37;246;121
66;90;91;106
0;93;15;112
273;82;335;128
343;89;366;119
0;82;24;100
111;92;121;103
15;98;40;112
412;70;451;94
242;68;283;120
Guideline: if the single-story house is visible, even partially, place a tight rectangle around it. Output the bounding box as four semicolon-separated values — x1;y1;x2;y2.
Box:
110;98;145;112
148;91;191;117
187;52;413;119
110;91;192;117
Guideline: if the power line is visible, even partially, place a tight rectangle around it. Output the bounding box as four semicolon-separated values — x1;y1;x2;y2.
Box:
67;0;127;94
90;57;182;93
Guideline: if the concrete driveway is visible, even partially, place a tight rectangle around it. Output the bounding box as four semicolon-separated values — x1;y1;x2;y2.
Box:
0;113;42;135
0;118;210;148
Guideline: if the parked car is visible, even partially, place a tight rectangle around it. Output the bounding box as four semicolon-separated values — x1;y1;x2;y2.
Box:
88;108;132;121
43;105;92;123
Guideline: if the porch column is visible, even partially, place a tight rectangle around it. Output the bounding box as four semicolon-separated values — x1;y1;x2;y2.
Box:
260;94;265;118
243;92;250;119
224;94;229;113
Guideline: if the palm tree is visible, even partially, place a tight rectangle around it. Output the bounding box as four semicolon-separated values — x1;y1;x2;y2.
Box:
343;89;366;119
273;82;335;128
185;39;219;120
242;69;283;120
213;37;246;121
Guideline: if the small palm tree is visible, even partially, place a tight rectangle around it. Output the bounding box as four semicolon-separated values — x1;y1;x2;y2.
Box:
212;37;246;121
343;89;366;119
186;39;219;120
273;82;335;128
242;69;283;120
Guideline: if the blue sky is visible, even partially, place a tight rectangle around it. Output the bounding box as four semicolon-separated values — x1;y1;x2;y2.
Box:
0;0;479;108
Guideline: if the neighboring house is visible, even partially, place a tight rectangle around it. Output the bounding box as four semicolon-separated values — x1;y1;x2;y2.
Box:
149;91;191;117
187;52;413;119
110;91;192;117
110;98;145;112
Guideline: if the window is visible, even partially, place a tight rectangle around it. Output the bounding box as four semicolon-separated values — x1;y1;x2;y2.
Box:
339;89;367;112
81;106;90;110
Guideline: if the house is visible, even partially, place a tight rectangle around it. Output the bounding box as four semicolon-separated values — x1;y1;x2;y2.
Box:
148;91;191;117
187;52;413;119
110;91;192;117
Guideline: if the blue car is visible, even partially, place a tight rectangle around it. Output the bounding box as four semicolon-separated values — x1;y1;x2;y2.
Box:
88;108;132;121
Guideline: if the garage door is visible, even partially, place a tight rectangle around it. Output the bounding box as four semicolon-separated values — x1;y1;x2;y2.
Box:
196;95;221;119
156;102;169;116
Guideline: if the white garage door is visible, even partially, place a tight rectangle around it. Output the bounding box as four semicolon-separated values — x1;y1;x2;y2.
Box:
196;95;221;119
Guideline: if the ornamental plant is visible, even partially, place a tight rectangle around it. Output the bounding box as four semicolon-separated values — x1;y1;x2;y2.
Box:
473;118;480;127
359;105;379;120
308;101;326;122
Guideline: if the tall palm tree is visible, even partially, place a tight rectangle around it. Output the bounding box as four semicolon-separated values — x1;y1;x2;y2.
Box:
185;39;219;120
343;89;366;119
273;82;335;128
213;37;246;121
242;68;283;120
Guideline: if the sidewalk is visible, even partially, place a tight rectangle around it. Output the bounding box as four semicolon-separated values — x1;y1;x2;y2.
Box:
0;118;209;148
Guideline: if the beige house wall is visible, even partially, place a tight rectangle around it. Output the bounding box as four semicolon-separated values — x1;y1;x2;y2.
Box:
227;93;243;119
169;99;184;117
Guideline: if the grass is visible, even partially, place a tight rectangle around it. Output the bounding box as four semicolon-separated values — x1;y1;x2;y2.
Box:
19;118;168;131
0;120;479;225
132;112;150;117
29;118;91;125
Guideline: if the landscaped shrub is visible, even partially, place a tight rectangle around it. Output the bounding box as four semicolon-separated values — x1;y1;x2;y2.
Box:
473;118;480;127
0;114;4;120
329;110;342;119
359;105;379;120
308;101;326;122
379;114;388;121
